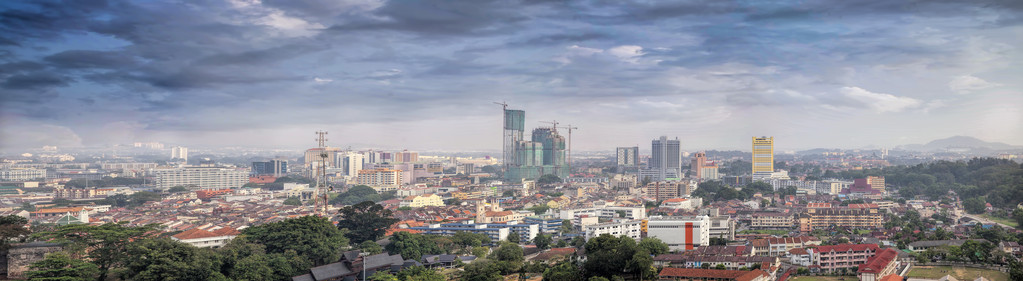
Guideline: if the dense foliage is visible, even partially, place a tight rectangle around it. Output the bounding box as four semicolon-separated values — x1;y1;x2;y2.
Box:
329;185;397;205
242;215;350;266
336;201;399;243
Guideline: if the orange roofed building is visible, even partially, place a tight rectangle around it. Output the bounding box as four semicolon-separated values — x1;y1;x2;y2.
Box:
196;189;233;200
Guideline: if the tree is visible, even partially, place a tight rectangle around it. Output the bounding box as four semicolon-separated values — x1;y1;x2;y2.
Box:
129;191;162;205
33;222;158;281
534;234;553;250
20;202;35;211
25;252;100;281
396;266;446;281
360;240;383;255
1010;258;1023;281
490;241;524;275
452;231;491;248
168;185;189;193
543;260;584;281
715;264;726;270
710;237;728;246
529;205;551;215
1014;208;1023;228
583;234;653;280
387;232;443;261
368;271;400;281
561;220;574;234
122;238;228;281
460;260;503;281
508;231;521;243
538;174;562;185
503;190;516;197
571;236;586;248
242;215;349;266
337;201;399;243
963;197;987;214
0;215;29;251
283;196;302;206
638;237;670;256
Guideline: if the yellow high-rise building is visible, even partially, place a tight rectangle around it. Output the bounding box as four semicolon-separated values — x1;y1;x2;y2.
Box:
752;137;774;173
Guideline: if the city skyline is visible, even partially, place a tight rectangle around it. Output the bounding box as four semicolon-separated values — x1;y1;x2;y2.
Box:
2;0;1023;153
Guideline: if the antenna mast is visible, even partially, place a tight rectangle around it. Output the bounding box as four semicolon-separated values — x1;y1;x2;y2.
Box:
314;131;330;216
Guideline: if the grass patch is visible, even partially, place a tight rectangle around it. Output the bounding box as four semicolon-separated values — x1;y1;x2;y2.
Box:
790;276;857;281
739;229;790;236
907;266;1009;281
980;214;1019;228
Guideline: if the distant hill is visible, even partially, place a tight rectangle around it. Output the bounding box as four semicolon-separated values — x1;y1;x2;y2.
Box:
900;136;1020;152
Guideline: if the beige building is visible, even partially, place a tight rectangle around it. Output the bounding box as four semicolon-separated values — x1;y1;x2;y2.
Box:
356;168;402;191
399;194;444;208
866;176;885;192
798;204;883;232
752;212;794;229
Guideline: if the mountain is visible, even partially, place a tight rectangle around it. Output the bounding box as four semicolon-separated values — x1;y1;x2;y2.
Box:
900;136;1020;152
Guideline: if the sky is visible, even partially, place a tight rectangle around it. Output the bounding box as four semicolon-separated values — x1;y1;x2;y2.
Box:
1;0;1022;153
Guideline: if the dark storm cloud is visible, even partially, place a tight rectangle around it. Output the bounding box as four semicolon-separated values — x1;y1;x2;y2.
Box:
44;50;137;69
329;0;534;36
1;72;71;90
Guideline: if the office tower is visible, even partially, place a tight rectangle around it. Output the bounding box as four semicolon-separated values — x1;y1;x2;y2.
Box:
752;137;774;174
252;159;288;177
651;136;681;180
171;146;188;162
690;151;707;179
338;152;364;177
616;146;639;171
304;147;341;168
394;150;419;163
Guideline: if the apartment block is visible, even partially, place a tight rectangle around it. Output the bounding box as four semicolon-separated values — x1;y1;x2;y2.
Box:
584;219;643;240
798;205;883;232
814;244;879;273
751;212;794;229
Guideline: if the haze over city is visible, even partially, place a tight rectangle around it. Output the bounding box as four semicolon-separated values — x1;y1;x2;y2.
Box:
2;0;1022;153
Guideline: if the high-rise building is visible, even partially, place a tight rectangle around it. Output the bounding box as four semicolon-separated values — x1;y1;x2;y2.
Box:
394;150;419;163
304;147;341;168
866;176;885;192
171;146;188;162
151;167;248;190
337;152;364;177
252;159;288;177
501;108;568;182
650;136;681;181
752;137;774;174
690;151;707;178
356;168;402;191
616;146;639;171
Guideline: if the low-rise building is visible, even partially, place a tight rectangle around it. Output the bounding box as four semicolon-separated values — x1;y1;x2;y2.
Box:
647;216;710;251
857;248;899;281
170;227;240;248
751;212;793;229
399;194;444;208
658;268;770;281
584;219;643;240
660;198;702;211
814;244;879;273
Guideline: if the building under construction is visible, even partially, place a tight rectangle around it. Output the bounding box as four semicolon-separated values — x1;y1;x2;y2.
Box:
500;107;569;183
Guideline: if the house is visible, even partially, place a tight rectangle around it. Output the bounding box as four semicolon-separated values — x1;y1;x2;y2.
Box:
999;241;1020;255
292;251;412;281
788;248;814;267
171;227;240;248
658;268;770;281
421;255;476;268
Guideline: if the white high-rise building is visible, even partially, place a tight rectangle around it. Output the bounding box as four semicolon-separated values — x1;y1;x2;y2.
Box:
649;136;681;181
647;216;711;251
338;152;364;177
171;146;188;162
150;167;248;190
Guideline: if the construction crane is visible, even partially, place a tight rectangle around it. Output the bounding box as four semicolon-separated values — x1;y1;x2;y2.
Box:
313;131;330;217
494;101;508;173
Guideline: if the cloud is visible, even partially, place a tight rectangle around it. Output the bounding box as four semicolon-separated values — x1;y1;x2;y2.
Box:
839;86;922;113
314;77;333;83
607;45;644;63
949;75;1001;94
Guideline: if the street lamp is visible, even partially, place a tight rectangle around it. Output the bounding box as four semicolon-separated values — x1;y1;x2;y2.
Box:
359;252;371;281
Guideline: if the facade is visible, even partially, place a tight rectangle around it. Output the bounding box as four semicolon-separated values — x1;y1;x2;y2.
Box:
251;159;288;177
150;167;249;190
617;146;640;171
410;221;511;242
647;216;710;251
337;152;364;177
304;147;341;168
584;219;644;240
789;248;814;267
700;164;720;180
560;206;647;220
750;236;821;256
171;227;240;248
524;215;564;234
394;150;419;163
798;205;883;232
658;268;770;281
399;194;444;208
660;198;702;211
866;176;885;193
815;244;879;273
54;188;97;199
645;181;690;202
751;212;794;229
650;136;682;181
708;216;736;240
857;248;899;281
356;168;402;191
0;169;46;181
171;146;188;162
752;137;774;174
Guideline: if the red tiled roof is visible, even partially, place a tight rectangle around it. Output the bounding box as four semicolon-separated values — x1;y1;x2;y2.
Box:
879;274;902;281
858;248;899;274
172;228;237;240
814;243;879;253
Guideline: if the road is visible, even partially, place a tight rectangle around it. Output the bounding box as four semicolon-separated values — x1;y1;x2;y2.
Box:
961;214;1014;229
